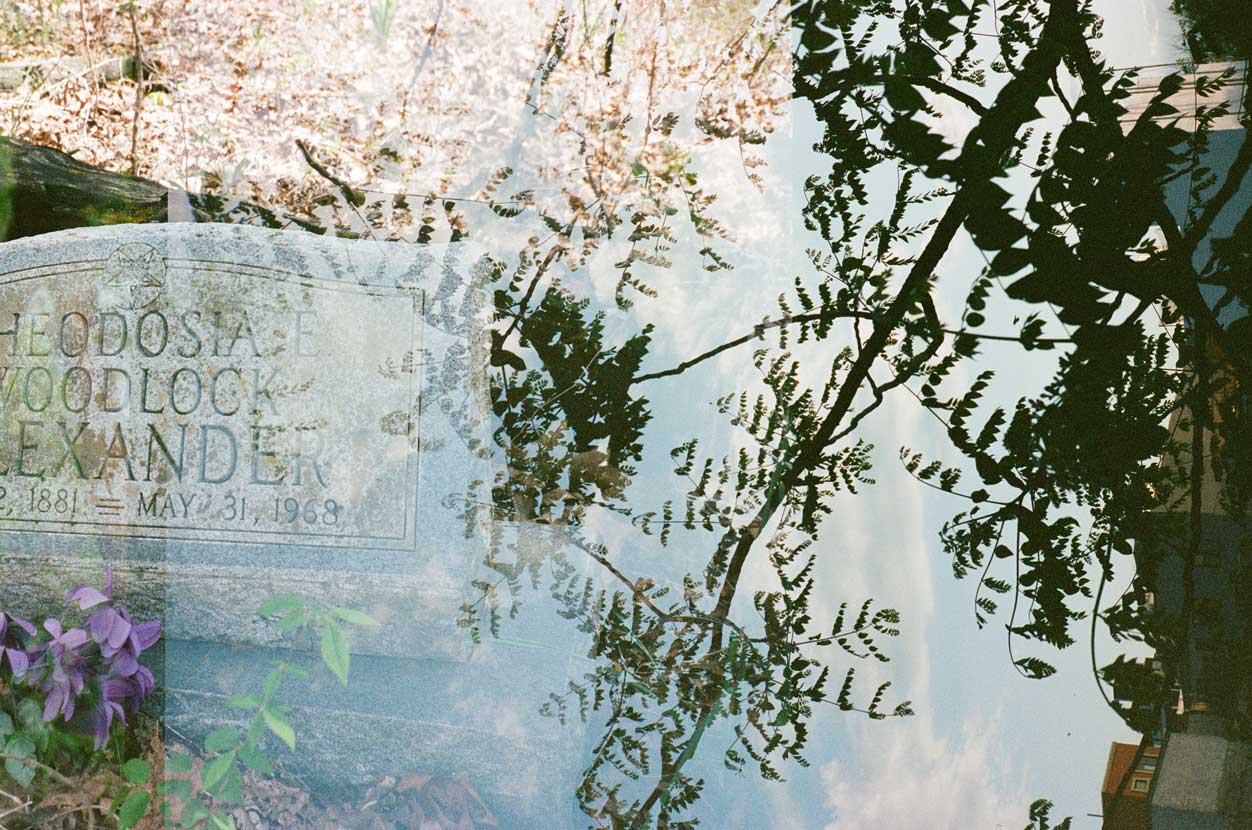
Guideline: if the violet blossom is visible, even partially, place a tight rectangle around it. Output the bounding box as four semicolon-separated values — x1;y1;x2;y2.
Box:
89;675;133;748
0;611;35;676
26;618;90;723
68;568;160;666
68;568;161;747
17;568;162;749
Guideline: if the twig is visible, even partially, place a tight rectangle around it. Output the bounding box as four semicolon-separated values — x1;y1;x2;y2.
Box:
353;184;525;206
294;139;378;239
295;140;365;207
866;73;988;115
0;791;28;820
127;2;143;175
77;0;98;98
75;0;101;135
566;537;755;642
631;310;874;384
0;798;31;821
398;0;445;121
603;0;623;75
41;802;106;827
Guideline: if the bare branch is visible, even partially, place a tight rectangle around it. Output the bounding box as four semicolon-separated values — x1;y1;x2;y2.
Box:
631;310;873;384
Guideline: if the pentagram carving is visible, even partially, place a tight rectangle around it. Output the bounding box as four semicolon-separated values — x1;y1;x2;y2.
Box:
102;242;166;309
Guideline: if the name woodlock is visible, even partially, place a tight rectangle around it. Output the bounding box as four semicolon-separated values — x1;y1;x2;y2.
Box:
0;364;281;418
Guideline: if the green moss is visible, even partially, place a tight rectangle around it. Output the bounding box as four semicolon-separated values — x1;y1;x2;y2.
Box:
0;152;13;243
82;204;164;227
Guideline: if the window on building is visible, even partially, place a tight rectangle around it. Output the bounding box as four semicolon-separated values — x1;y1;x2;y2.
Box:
1137;756;1157;771
1131;778;1150;792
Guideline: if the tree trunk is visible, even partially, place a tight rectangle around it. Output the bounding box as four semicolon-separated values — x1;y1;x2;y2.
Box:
0;135;326;243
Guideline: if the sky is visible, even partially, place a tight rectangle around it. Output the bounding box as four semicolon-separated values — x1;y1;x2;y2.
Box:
600;1;1190;827
799;3;1186;827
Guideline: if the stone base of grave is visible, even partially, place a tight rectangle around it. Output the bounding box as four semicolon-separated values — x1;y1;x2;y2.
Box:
164;642;590;827
0;552;593;828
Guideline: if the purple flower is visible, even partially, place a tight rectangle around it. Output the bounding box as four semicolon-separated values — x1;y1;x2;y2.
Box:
85;665;156;749
88;606;132;657
29;619;90;723
0;611;35;675
66;567;113;611
20;569;164;746
72;571;161;667
110;608;159;660
88;675;131;749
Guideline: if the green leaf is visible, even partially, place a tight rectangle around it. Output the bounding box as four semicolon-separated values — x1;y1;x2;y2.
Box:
320;619;351;686
330;606;380;627
3;735;35;788
225;694;261;710
883;77;927;111
262;667;282;700
1015;657;1057;679
200;751;235;793
117;790;151;830
238;744;273;775
262;709;296;751
282;664;309;681
180;799;209;828
218;767;244;806
121;758;152;785
204;728;241;753
0;713;12;737
166;752;194;773
210;812;237;830
164;776;193;800
257;594;304;618
990;246;1030;276
16;699;41;732
246;714;265;748
275;610;309;631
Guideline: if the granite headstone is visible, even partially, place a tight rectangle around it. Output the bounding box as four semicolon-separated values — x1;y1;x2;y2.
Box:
0;223;588;826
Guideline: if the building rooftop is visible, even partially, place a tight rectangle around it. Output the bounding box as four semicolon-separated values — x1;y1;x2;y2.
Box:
1122;60;1248;131
1151;731;1251;825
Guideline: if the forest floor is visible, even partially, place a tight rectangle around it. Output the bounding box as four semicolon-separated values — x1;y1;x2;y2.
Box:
0;0;531;237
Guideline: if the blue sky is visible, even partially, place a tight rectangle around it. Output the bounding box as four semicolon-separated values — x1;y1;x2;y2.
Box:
585;1;1190;826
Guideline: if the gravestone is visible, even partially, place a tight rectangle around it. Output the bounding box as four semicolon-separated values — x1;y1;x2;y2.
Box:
0;223;590;826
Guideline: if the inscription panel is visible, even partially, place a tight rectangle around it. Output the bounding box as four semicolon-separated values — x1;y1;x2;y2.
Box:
0;243;423;548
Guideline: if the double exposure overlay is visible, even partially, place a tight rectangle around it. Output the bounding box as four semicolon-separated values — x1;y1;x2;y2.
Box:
0;1;1249;828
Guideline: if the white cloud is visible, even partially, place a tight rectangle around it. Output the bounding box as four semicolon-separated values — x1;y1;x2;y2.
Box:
785;391;1035;830
822;710;1030;830
922;87;981;150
